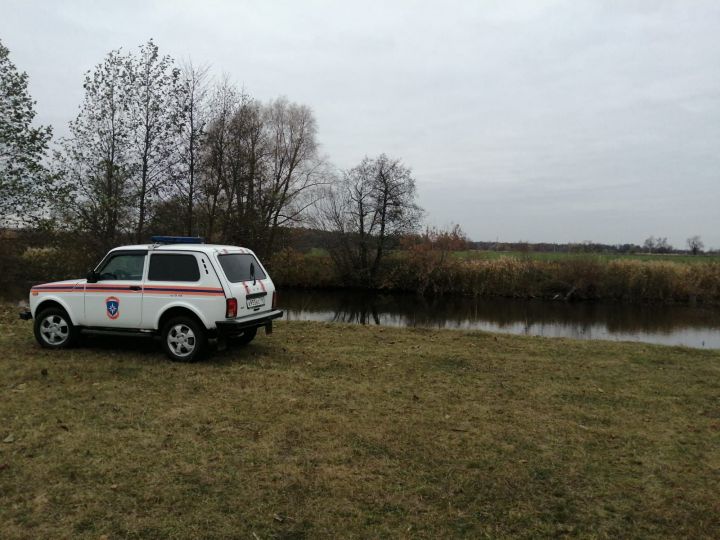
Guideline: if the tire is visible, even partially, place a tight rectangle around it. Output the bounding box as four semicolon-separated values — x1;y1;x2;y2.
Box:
161;316;207;362
34;307;78;349
230;327;257;346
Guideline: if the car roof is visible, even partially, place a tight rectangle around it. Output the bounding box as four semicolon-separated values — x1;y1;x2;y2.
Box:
110;244;256;255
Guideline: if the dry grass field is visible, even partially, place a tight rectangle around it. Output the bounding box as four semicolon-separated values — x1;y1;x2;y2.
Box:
1;305;719;538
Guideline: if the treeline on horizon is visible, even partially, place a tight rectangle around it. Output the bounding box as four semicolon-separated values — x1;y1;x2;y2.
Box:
470;239;719;256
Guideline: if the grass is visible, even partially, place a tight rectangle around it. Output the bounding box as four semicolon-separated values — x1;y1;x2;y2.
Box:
1;305;720;538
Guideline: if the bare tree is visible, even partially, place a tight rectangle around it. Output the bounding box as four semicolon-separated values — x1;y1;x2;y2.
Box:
176;61;209;236
224;95;266;246
643;236;656;253
320;154;423;286
128;40;184;242
197;93;326;254
198;77;239;242
655;237;672;254
687;235;704;255
643;235;672;254
258;98;326;256
54;48;135;251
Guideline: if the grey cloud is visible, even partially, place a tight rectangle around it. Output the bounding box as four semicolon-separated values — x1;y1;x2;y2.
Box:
1;0;718;247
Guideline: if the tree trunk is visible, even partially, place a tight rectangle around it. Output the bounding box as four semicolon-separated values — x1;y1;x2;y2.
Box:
187;108;195;236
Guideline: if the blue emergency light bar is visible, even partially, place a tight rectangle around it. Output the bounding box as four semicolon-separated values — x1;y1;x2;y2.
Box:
150;236;205;244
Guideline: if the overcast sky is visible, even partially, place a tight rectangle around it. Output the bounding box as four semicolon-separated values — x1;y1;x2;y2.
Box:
2;0;719;247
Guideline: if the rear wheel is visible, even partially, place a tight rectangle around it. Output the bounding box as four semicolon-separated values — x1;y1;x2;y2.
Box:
230;327;257;346
161;316;207;362
34;307;78;349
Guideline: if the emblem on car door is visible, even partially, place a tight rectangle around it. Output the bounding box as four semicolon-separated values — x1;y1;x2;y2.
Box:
106;296;120;319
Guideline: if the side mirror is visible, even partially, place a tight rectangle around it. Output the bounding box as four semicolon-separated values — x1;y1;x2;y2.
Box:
86;269;98;283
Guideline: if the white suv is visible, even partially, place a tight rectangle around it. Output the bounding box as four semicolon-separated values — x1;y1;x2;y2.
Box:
19;237;283;361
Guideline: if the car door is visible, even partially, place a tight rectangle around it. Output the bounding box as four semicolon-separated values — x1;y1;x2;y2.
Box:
143;251;224;329
214;250;274;318
84;250;147;328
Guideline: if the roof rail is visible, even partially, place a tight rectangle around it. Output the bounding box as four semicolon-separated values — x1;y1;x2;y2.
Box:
150;236;205;245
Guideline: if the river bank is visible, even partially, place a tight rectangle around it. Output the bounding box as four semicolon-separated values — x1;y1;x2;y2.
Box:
2;306;719;538
269;249;720;305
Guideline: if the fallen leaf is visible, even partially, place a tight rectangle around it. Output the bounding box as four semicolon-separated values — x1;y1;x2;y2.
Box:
3;434;15;443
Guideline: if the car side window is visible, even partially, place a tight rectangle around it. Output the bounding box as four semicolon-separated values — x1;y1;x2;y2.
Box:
98;254;146;281
148;254;200;282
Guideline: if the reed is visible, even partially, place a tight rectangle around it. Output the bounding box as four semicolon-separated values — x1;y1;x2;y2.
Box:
267;250;720;305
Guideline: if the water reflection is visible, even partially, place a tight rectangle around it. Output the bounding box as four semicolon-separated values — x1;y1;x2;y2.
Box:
281;289;720;349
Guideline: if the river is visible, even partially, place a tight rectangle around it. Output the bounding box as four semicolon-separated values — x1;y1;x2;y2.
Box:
280;288;720;349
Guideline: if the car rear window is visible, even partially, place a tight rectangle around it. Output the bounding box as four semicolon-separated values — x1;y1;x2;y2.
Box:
148;254;200;282
218;253;267;283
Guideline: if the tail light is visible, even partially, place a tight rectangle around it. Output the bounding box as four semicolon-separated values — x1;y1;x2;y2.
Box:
272;291;278;309
226;298;238;318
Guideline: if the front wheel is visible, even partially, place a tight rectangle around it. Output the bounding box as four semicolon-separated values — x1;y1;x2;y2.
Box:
161;317;207;362
34;307;78;349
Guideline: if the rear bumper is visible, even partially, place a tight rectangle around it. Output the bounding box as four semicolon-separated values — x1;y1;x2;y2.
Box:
215;309;283;336
19;310;32;321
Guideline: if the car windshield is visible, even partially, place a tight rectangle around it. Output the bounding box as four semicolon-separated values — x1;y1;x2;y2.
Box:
218;253;267;283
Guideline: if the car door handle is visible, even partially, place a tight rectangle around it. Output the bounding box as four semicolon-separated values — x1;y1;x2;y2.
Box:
129;286;142;291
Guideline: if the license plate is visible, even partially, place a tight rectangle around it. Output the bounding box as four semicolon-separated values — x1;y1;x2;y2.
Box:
247;297;265;308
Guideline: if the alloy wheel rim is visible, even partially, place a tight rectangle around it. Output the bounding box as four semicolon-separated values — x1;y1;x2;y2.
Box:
167;324;196;357
40;314;69;345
